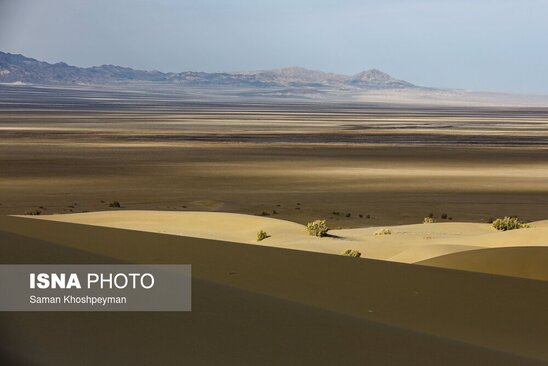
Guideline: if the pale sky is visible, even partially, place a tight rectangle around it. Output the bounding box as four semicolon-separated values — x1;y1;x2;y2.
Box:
1;0;547;94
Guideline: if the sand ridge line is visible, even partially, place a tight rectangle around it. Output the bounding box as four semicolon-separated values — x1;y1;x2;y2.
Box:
19;210;548;278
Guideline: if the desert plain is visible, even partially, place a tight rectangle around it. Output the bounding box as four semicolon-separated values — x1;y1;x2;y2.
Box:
1;83;548;365
1;83;547;225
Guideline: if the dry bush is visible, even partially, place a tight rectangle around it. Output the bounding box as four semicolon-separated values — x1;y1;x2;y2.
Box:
24;209;42;215
307;220;329;237
374;228;392;235
256;230;269;241
492;216;529;231
341;249;361;257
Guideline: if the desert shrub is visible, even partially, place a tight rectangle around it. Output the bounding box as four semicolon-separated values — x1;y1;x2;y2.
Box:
428;213;434;218
256;230;269;241
423;217;434;224
307;219;329;237
441;213;448;219
374;228;392;235
260;211;270;216
109;201;121;208
25;209;42;215
492;216;530;231
345;213;351;218
341;249;361;257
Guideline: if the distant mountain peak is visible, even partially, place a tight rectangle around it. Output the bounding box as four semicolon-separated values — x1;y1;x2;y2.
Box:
350;69;413;88
0;50;416;89
244;67;347;86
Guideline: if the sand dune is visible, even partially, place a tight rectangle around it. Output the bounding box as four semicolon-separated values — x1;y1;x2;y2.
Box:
420;246;548;281
2;215;548;364
388;244;483;263
23;210;548;281
28;210;308;245
21;211;495;260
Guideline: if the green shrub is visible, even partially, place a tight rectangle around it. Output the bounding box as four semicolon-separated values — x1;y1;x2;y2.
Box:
109;201;121;208
341;249;361;257
307;219;329;237
374;228;392;235
256;230;269;241
492;216;530;231
423;217;434;224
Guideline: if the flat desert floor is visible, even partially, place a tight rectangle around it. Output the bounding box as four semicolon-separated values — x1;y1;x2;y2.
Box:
0;84;547;226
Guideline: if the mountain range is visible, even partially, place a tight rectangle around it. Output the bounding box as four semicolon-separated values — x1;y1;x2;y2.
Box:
0;51;415;89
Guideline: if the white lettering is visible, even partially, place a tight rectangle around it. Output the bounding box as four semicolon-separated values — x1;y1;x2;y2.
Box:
29;273;81;289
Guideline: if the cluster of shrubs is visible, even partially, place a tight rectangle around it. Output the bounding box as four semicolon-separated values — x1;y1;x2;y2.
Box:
374;228;392;236
332;211;351;217
332;211;371;219
492;216;530;231
307;219;329;237
424;213;452;222
109;201;121;208
256;218;331;242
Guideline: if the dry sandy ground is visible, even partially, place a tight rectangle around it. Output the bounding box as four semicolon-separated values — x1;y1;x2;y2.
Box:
25;210;548;281
1;215;548;365
1;143;547;227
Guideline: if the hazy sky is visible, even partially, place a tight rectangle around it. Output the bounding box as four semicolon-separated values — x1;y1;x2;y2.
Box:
1;0;547;94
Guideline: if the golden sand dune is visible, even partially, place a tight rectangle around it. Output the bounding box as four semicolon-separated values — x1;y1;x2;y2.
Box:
21;211;494;259
420;247;548;281
388;244;484;263
431;224;548;248
24;210;548;281
29;210;308;245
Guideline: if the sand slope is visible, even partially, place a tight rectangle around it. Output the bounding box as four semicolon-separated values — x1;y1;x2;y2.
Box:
24;211;548;277
28;210;308;245
420;246;548;281
2;215;548;364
